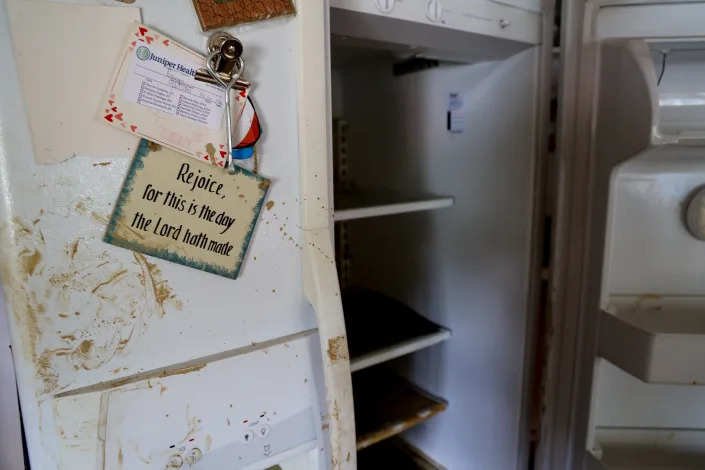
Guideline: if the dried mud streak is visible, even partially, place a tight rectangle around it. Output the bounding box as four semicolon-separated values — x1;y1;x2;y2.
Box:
91;269;128;294
36;349;59;393
78;339;94;356
133;253;179;316
327;335;349;362
12;217;32;235
10;219;45;362
161;364;206;378
21;250;41;276
17;298;42;362
182;404;201;443
147;141;162;152
69;240;79;259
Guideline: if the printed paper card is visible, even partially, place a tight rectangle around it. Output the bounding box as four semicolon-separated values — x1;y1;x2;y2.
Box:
99;22;248;167
105;140;270;279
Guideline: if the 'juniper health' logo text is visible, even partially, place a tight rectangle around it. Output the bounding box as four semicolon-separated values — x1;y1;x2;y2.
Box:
136;46;197;77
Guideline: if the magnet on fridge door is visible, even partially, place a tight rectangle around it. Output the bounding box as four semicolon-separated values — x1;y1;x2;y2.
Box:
191;0;296;31
234;97;263;150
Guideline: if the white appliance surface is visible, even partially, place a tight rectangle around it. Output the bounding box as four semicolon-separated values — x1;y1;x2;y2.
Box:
330;0;541;45
100;334;319;470
0;0;323;469
588;37;705;469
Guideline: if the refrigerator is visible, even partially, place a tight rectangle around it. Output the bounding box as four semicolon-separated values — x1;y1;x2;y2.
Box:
539;2;705;470
3;0;699;469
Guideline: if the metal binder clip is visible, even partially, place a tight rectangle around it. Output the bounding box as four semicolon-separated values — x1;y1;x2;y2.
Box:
195;32;247;174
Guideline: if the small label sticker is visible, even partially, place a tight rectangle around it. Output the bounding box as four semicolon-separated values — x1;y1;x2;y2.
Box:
447;91;467;134
105;140;270;279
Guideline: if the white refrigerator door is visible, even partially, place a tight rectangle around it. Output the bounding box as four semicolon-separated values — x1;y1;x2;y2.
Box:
0;0;354;469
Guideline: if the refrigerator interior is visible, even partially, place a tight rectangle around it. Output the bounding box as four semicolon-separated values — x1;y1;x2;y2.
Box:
329;26;542;470
586;39;705;469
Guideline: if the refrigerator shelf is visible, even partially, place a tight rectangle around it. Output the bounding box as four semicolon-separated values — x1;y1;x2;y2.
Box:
343;289;451;372
358;437;446;470
599;296;705;384
587;427;705;469
334;188;454;222
353;368;447;451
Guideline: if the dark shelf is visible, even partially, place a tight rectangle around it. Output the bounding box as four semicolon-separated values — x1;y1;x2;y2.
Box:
358;437;446;469
343;289;451;372
353;367;447;450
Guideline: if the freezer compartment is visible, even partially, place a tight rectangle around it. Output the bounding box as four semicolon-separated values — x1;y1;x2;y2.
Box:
588;428;705;470
600;296;705;384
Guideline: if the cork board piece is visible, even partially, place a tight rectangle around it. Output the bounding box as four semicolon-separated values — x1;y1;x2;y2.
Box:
191;0;296;31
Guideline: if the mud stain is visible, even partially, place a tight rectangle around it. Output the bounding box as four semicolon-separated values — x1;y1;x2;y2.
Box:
204;435;212;451
161;364;206;378
12;217;32;235
24;300;42;361
265;201;275;211
21;250;42;276
147;141;162;152
69;240;79;259
630;294;663;315
93;162;112;167
91;270;128;294
182;405;201;444
118;445;123;468
327;335;349;363
78;340;93;356
133;253;182;315
37;349;61;394
9;207;183;397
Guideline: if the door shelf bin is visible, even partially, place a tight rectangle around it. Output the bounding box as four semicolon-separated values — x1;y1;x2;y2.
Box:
599;296;705;384
588;428;705;469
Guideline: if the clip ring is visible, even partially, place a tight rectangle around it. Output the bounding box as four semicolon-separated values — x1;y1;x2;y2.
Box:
205;52;244;174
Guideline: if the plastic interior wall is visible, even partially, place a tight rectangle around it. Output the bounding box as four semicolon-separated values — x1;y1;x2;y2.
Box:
331;47;539;469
